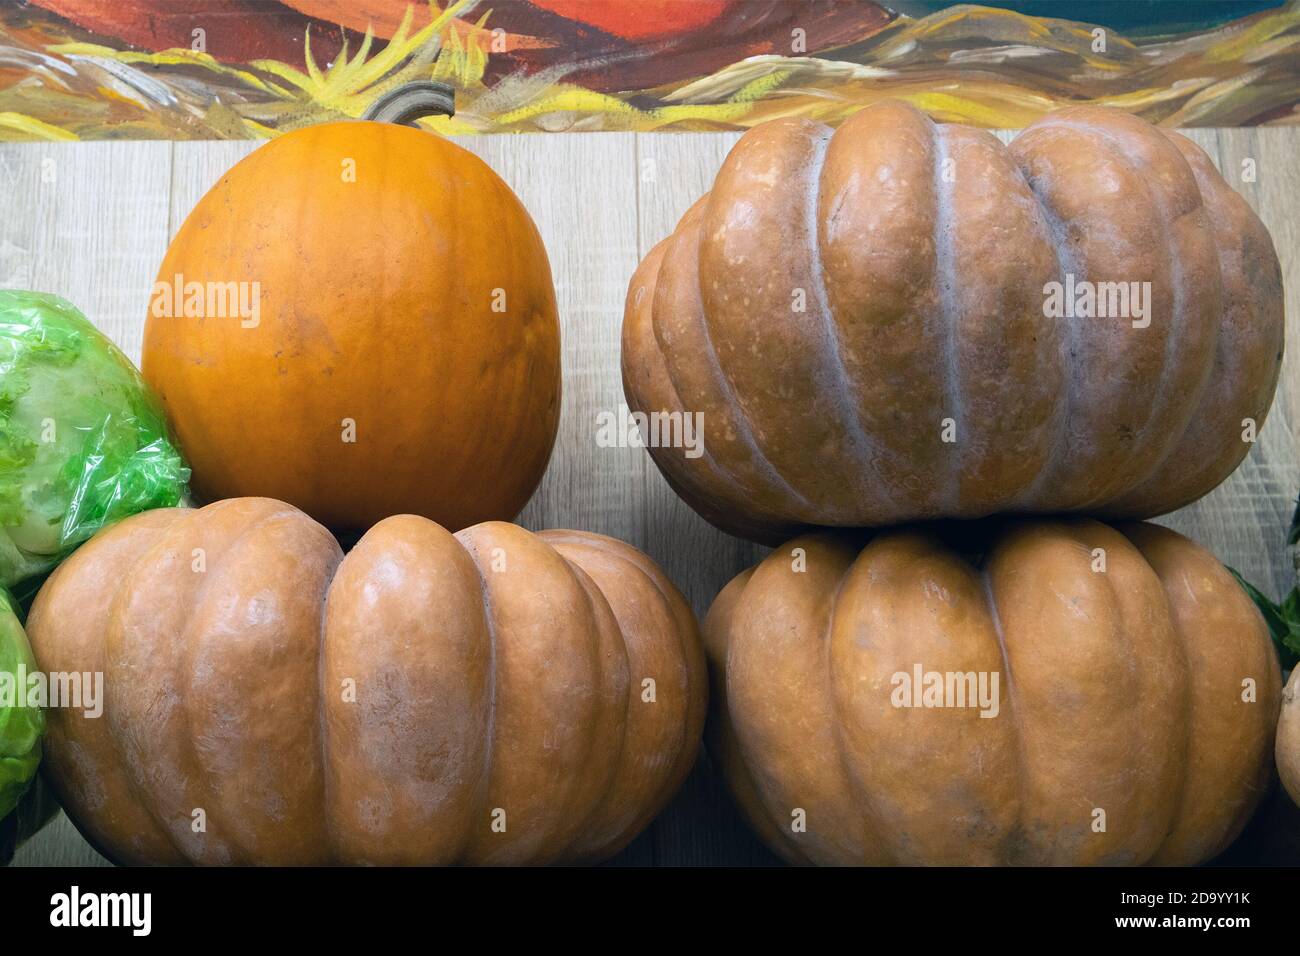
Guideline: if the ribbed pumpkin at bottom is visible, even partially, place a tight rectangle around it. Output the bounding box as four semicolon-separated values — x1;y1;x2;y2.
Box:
28;498;705;865
705;519;1279;866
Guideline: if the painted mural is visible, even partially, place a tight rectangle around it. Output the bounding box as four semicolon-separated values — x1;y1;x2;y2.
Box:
0;0;1296;139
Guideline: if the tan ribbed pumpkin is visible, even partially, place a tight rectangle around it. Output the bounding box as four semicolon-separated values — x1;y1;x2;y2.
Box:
704;519;1279;865
623;101;1283;542
28;498;705;866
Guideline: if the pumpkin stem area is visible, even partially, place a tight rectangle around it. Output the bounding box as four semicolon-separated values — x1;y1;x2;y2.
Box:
361;81;456;126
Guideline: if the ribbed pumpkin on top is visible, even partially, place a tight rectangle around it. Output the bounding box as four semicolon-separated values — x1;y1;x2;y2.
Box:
623;101;1283;542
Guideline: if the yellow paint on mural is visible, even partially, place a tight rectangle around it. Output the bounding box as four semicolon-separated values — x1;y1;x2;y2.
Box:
0;112;79;141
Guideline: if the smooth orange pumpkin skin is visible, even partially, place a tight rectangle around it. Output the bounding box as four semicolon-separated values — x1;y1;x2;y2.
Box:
27;498;706;866
705;519;1280;865
144;121;561;533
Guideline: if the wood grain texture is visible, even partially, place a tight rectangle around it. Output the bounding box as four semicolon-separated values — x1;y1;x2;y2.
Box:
0;141;171;360
4;127;1296;867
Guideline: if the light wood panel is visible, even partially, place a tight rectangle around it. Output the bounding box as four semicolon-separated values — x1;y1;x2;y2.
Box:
0;141;171;359
5;126;1296;866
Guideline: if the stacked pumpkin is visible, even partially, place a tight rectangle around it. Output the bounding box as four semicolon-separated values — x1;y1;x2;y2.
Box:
33;501;704;865
624;101;1286;865
25;93;706;866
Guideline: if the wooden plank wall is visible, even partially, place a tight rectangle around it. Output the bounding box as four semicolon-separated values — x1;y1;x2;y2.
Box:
2;127;1296;866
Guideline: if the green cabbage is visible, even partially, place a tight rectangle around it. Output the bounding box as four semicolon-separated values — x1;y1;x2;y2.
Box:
0;290;190;591
0;588;40;822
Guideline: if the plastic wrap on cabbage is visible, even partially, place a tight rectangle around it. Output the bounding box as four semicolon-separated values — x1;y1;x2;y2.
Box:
0;290;189;591
0;587;39;822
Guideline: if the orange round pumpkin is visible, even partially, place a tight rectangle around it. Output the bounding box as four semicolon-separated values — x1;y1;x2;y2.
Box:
623;101;1284;542
28;498;705;865
144;121;560;533
704;519;1280;865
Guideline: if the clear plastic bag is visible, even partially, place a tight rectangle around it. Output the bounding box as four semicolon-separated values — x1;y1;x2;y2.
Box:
0;290;190;592
0;587;40;826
